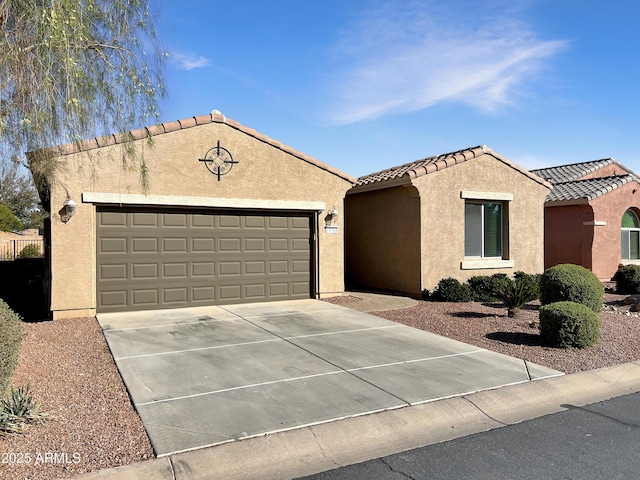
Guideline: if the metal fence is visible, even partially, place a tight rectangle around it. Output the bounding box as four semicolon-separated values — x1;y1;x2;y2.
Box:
0;239;45;261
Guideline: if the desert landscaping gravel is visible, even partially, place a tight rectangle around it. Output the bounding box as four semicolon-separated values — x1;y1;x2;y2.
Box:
1;293;639;479
0;317;152;480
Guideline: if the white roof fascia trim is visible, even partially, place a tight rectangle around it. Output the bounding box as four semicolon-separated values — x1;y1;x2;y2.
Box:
82;192;326;212
460;191;514;201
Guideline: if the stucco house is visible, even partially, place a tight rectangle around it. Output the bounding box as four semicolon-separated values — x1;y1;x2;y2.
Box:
345;145;552;296
531;159;640;280
30;111;355;319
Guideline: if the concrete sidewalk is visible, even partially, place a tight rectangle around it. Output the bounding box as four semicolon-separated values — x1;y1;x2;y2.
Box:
72;362;640;480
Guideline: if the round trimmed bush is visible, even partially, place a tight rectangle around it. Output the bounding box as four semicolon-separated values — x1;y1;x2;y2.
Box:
430;278;472;303
614;264;640;294
539;301;600;348
540;264;604;312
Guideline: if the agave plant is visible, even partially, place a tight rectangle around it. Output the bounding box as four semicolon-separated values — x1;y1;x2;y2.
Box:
494;275;540;318
1;383;47;424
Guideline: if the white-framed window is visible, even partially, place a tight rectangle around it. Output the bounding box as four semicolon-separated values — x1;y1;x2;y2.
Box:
465;202;503;258
621;209;640;260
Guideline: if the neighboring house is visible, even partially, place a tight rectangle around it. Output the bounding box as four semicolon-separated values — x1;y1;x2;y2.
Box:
29;111;355;319
531;159;640;280
345;146;551;296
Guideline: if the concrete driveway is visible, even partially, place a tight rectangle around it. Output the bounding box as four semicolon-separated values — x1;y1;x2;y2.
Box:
97;299;562;456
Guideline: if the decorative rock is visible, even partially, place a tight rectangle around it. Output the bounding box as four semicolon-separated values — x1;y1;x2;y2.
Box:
624;295;640;305
631;303;640;312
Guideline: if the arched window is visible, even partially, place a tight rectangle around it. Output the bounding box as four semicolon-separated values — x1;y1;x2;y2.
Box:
621;209;640;260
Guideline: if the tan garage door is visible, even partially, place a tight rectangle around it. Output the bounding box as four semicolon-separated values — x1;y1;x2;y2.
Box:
96;207;312;313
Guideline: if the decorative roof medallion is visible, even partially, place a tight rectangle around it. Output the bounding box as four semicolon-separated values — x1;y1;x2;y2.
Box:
198;140;238;181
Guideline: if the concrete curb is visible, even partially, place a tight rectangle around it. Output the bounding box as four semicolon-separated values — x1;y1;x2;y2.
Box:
70;361;640;480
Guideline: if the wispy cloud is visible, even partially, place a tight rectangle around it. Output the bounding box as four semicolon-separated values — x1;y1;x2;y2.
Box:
169;51;211;71
325;0;568;124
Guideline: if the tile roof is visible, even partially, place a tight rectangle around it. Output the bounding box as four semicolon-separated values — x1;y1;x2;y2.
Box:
531;159;614;184
354;145;551;189
546;175;637;203
38;111;356;184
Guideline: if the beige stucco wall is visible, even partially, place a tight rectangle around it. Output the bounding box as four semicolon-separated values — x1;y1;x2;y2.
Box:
48;120;353;318
345;185;421;296
414;154;549;290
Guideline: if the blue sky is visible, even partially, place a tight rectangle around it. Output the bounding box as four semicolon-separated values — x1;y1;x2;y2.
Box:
153;0;640;178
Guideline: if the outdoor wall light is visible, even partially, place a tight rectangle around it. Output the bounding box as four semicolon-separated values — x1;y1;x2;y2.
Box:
329;206;339;223
324;206;339;233
59;195;77;223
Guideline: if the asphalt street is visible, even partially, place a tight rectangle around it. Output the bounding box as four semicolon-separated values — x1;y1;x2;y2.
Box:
298;391;640;480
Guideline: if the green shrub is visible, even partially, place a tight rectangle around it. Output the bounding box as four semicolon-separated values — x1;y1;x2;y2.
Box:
614;265;640;294
17;244;41;259
0;300;23;396
540;264;604;312
467;276;500;302
514;271;541;299
494;275;540;317
430;278;472;302
539;301;601;348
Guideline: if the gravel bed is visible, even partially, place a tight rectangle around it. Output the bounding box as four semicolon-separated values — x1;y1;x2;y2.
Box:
1;294;638;479
0;317;152;480
371;293;640;374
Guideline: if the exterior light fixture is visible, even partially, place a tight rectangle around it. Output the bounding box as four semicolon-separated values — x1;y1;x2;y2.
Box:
329;206;339;223
324;206;339;234
59;195;77;223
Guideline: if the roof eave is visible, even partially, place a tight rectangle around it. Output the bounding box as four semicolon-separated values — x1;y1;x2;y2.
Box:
544;198;591;207
347;175;413;195
28;112;357;185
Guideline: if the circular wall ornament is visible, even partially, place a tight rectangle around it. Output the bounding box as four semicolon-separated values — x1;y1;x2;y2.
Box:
198;140;238;181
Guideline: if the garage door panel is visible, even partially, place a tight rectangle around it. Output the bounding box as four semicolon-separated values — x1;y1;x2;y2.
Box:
245;261;266;275
192;262;214;277
245;284;266;299
163;263;187;278
245;238;266;251
132;237;158;253
268;217;288;229
192;238;215;252
219;216;241;228
97;208;312;313
100;264;127;280
163;213;188;227
269;283;289;297
100;212;128;226
100;237;128;254
132;263;158;279
219;238;241;252
219;261;241;276
132;213;157;226
163;237;188;253
163;288;188;304
292;238;310;252
244;216;265;229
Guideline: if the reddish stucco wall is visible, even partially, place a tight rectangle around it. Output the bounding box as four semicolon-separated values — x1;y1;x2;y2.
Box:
544;181;640;279
544;204;594;270
590;182;640;279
